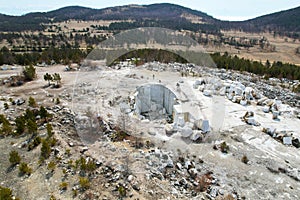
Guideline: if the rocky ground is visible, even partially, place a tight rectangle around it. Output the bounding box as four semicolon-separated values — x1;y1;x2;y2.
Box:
0;63;299;200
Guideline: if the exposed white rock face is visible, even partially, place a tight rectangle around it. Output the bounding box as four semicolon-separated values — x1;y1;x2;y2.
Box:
135;84;176;119
176;117;185;127
194;119;210;133
201;120;210;133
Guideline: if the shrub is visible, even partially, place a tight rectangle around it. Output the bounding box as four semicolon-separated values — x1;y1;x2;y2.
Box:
293;85;300;93
48;137;57;147
55;98;60;105
220;142;229;153
62;168;67;175
19;162;32;176
118;185;126;197
196;174;211;192
112;128;128;142
47;161;56;172
65;149;71;156
67;159;74;169
79;177;90;191
241;155;249;164
86;160;96;172
0;186;13;200
28;96;36;107
59;182;68;191
9;150;21;166
76;157;96;173
4;102;9;110
28;136;41;151
72;189;78;197
49;195;56;200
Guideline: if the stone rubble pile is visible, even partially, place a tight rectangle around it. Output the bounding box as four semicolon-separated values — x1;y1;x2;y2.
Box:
89;145;236;199
109;60;300;111
192;75;299;121
163;118;210;143
262;127;300;148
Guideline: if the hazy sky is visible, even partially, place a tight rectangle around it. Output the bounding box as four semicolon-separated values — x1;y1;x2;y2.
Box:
0;0;299;21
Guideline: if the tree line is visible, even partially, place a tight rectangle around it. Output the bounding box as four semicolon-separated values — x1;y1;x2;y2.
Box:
113;49;300;80
0;32;106;52
1;46;299;81
0;46;87;66
211;52;300;80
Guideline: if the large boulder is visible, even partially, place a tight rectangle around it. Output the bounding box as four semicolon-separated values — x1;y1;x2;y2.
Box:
190;130;203;141
201;120;210;133
194;119;210;133
180;126;193;138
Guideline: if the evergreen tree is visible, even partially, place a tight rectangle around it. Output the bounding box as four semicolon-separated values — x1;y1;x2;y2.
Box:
46;123;53;138
52;73;61;87
25;109;35;122
44;73;53;86
15;116;26;135
27;119;37;135
9;150;21;166
23;65;36;81
39;106;48;120
19;162;32;176
28;96;36;107
0;114;12;136
41;140;51;160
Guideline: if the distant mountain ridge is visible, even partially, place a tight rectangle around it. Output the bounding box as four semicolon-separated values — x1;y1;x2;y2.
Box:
0;3;299;35
225;6;300;33
35;4;216;22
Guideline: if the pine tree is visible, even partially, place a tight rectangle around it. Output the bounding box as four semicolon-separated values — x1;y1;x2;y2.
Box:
15;116;26;135
41;140;51;160
39;106;48;120
46;123;53;138
0;114;12;136
28;96;36;107
19;162;32;176
9;150;21;166
27;119;37;135
43;73;53;86
23;65;36;81
52;73;61;87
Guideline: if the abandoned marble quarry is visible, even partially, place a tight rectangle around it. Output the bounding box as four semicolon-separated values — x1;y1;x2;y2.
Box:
69;61;300;154
1;61;300;199
62;60;300;199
